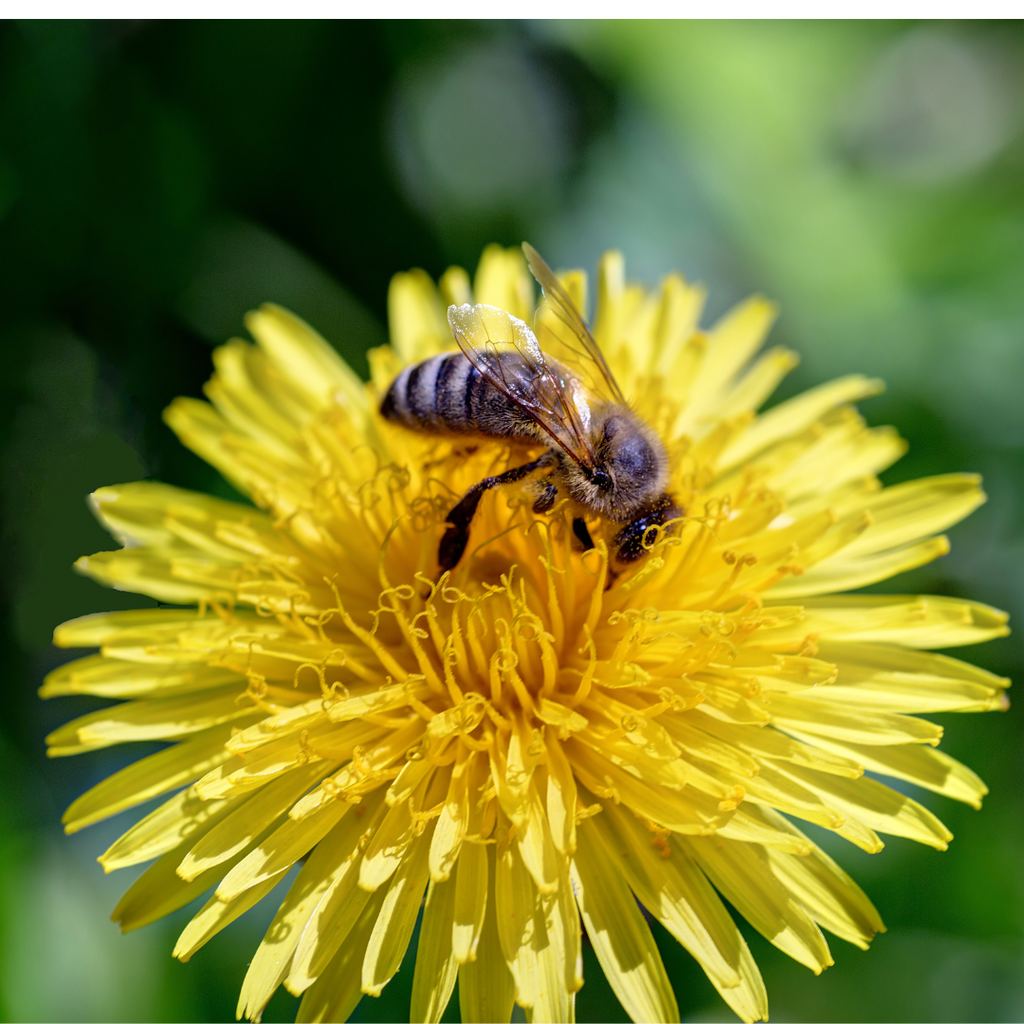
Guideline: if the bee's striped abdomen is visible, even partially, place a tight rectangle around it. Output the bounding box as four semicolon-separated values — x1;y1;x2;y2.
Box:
381;354;448;431
380;352;537;440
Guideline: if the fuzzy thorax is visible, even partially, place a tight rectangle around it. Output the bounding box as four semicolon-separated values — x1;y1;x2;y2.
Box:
559;405;671;522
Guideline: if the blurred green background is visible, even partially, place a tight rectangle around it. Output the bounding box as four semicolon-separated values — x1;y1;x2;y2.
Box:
1;18;1022;1023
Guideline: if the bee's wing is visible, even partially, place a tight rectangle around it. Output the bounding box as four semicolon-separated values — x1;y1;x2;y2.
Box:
447;302;599;469
522;241;627;407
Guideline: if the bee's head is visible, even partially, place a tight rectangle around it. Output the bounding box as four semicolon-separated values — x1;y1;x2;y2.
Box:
561;407;669;521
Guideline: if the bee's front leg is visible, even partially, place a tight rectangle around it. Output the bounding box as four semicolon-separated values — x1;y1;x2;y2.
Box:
612;497;682;562
438;454;554;573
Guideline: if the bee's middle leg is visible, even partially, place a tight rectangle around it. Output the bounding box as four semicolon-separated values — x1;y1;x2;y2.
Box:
531;478;559;514
438;454;554;572
572;517;595;552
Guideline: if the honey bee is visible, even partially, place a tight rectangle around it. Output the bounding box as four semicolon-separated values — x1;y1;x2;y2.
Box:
380;243;680;575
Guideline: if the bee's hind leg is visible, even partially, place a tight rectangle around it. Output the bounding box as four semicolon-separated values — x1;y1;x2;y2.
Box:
438;454;553;573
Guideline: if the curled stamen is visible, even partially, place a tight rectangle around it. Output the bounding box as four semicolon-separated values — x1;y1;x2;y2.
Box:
493;646;519;674
319;680;351;711
413;571;440;604
408;495;444;533
236;674;274;712
304;607;341;644
440;574;470;605
383;462;411;493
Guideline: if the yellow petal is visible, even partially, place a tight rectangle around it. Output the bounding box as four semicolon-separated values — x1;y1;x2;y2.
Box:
514;784;560;895
812;640;1009;714
545;736;578;855
226;699;330;755
237;808;382;1021
592;248;627;353
452;840;489;964
439;265;472;307
362;827;433;997
742;764;882;852
385;755;435;808
771;536;950;599
173;876;279;962
358;791;416;892
473;244;533;322
196;726;336;800
767;693;943;746
410;878;458;1023
112;803;275;932
599;800;768;1023
761;595;1008;649
388;268;451;364
328;679;432;722
715;806;814;855
720;374;884;471
178;760;335;881
804;678;1006;715
683;835;832;975
536;695;589;730
46;684;251;755
99;784;241;872
573;818;680;1023
776;764;953;850
216;796;353;902
842;474;986;557
284;792;389;995
661;716;759;777
89;480;271;550
458;846;515;1024
569;740;728;835
756;808;884;948
206;340;308;463
429;767;469;883
295;888;387;1024
245;303;365;412
494;836;577;1019
715;346;800;420
52;608;205;648
292;723;420;821
771;420;906;501
681;296;778;429
94;612;267;664
62;722;242;833
163;396;254;497
689;716;861;778
786;730;988;809
40;654;242;700
731;765;847;835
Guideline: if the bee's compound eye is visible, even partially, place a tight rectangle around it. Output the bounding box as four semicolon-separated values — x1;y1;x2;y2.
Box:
592;467;613;492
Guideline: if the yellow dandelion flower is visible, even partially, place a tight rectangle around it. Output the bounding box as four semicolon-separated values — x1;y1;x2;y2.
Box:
45;244;1009;1024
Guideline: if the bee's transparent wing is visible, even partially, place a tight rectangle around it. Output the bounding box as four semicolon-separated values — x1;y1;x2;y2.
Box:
446;302;598;469
522;241;627;407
